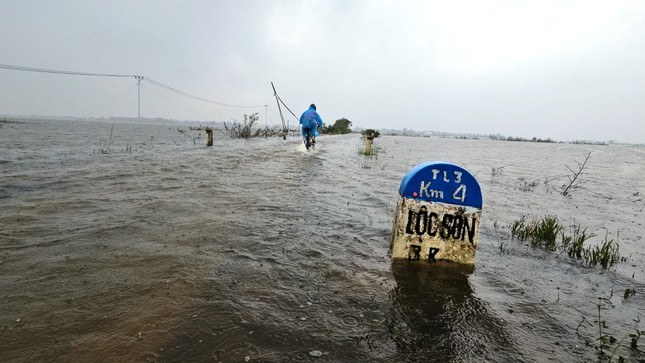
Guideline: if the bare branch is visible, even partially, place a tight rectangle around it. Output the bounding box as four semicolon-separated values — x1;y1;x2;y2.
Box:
562;150;592;196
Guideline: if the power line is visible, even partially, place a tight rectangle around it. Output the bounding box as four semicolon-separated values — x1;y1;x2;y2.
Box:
0;63;137;78
0;63;266;109
77;83;139;121
143;78;264;109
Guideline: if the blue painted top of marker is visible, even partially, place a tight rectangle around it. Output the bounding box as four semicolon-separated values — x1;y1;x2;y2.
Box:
399;161;482;208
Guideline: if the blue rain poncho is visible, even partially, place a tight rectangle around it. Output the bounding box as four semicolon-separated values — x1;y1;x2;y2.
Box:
299;106;324;138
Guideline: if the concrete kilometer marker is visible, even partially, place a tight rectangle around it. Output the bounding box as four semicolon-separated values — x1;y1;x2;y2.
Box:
391;161;482;264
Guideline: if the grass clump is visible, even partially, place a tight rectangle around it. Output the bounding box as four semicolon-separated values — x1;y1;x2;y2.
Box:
534;215;563;250
511;215;620;269
586;235;620;269
561;224;593;259
511;215;562;250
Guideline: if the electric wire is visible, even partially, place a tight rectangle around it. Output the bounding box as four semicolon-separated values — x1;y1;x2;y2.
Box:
0;63;137;78
0;63;266;109
110;86;138;117
139;84;161;118
76;83;138;121
141;81;215;120
142;78;265;109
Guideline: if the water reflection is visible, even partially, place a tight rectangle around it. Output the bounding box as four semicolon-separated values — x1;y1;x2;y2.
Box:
389;260;523;362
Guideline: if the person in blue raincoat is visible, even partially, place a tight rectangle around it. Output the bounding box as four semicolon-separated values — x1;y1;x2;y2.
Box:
299;104;324;148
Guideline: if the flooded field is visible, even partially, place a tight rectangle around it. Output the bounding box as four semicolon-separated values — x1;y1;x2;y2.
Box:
1;119;644;362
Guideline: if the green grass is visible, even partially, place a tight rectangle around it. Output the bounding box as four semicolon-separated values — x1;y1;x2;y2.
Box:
534;215;563;250
511;215;620;269
511;215;563;250
584;234;620;269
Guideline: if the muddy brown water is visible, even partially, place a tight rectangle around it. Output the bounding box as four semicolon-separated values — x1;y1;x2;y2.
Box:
1;119;644;362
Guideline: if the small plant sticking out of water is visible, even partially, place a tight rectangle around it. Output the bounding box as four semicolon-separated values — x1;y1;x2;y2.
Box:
577;295;644;362
491;166;505;184
623;288;636;300
176;128;202;144
358;159;386;170
510;215;621;269
562;150;592;197
594;297;617;358
630;330;642;350
517;177;540;192
498;241;509;254
506;150;594;196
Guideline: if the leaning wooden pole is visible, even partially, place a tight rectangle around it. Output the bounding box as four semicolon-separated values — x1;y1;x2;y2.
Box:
271;82;288;140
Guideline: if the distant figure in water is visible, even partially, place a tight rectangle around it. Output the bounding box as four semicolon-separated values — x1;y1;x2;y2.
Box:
300;104;324;149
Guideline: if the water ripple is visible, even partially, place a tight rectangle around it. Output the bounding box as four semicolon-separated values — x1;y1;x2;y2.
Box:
1;120;644;362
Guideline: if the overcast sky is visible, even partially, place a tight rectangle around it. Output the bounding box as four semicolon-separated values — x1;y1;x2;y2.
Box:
1;1;644;143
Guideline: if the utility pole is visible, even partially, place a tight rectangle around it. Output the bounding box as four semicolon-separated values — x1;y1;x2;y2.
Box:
264;105;268;128
136;76;143;118
271;82;287;139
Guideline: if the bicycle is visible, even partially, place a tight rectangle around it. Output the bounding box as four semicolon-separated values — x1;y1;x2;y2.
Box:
303;128;316;150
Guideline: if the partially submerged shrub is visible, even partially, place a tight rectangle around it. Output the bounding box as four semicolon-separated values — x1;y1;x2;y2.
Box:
224;113;258;138
224;113;285;138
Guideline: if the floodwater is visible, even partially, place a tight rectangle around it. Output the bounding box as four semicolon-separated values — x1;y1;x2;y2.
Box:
1;119;644;362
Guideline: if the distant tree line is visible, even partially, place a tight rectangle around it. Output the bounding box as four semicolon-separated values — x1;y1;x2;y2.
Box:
488;135;606;145
489;134;555;143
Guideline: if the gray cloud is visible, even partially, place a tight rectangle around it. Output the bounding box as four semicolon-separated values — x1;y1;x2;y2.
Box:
1;0;644;143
